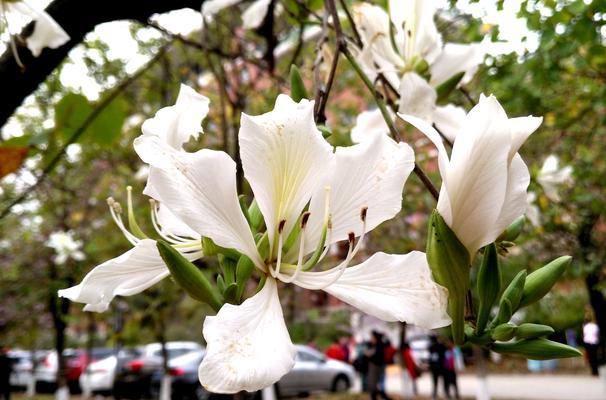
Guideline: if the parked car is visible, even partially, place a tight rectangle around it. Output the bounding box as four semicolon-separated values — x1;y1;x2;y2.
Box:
79;348;142;395
276;345;354;397
113;342;203;399
35;348;114;393
150;350;207;400
8;350;36;390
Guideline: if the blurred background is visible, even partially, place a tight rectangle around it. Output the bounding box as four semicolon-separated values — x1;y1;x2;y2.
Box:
0;0;605;399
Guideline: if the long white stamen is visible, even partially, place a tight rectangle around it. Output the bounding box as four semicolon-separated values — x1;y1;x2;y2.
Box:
107;198;139;246
278;212;310;284
0;2;25;69
149;200;186;245
271;220;286;278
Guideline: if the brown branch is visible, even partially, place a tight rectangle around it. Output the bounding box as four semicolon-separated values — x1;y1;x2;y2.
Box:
0;44;172;220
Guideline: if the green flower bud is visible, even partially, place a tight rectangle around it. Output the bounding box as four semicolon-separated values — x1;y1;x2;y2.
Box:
493;338;582;360
236;255;255;300
491;298;512;329
222;282;238;304
501;270;527;312
156;241;222;311
426;210;470;344
519;256;571;308
289;64;309;102
476;243;501;334
201;237;240;260
497;215;525;242
492;323;517;342
516;323;554;339
248;200;265;232
436;71;465;103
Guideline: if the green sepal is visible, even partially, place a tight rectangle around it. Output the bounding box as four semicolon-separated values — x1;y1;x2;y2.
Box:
426;210;470;344
436;71;465;103
283;214;303;254
303;219;329;271
413;59;430;80
497;216;525;242
216;275;226;293
318;125;332;138
156;241;222;312
476;243;501;334
289;64;309;102
515;323;554;339
238;195;253;232
491;298;512;329
465;325;492;346
201;237;241;260
256;232;270;261
248;200;264;232
493;338;582;360
236;255;255;300
519;256;571;308
492;323;517;341
218;254;236;284
501;270;527;312
222;283;238;304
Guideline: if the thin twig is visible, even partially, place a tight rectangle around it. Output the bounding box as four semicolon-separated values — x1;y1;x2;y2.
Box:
459;86;476;107
0;44;172;220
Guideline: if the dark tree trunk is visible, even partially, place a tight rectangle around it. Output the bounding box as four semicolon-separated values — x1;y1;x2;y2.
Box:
49;262;71;394
0;0;202;129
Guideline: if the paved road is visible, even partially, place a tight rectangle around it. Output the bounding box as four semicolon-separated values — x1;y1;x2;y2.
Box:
381;369;606;400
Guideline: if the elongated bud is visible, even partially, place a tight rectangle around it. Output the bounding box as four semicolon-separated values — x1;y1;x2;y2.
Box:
201;237;240;260
289;64;309;102
515;323;554;339
222;283;238;304
436;71;465;103
492;298;512;329
247;199;264;232
426;210;470;344
476;243;501;334
235;255;255;301
156;241;222;312
492;323;517;341
519;256;571;308
493;338;582;360
501;270;527;313
497;216;525;242
218;254;236;284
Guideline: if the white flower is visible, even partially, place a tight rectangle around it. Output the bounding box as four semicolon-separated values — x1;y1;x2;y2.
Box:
201;0;271;29
63;93;450;393
526;191;541;227
46;231;85;264
537;155;573;202
59;85;209;311
399;94;542;257
2;1;70;57
350;108;391;143
353;0;484;134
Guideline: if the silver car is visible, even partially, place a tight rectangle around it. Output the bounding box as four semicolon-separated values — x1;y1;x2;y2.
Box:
276;345;355;397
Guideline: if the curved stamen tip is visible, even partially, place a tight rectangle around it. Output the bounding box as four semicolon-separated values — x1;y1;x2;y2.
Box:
348;231;355;244
278;219;287;234
126;185;133;192
301;212;311;229
360;206;368;222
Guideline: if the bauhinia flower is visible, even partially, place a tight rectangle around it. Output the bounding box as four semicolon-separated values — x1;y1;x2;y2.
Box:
537;154;573;202
61;92;450;393
201;0;272;30
399;94;543;258
58;84;209;312
46;231;85;264
353;0;485;133
1;0;70;59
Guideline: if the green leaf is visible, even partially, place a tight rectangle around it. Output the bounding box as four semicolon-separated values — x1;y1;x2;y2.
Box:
476;243;501;334
289;64;309;102
519;256;571;308
426;210;470;344
55;93;92;141
493;338;582;360
88;96;127;146
156;241;222;311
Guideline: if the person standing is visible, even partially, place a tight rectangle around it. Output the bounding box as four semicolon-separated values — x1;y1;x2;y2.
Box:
444;339;461;399
0;346;13;400
583;317;601;376
401;342;419;396
428;335;447;400
366;331;391;400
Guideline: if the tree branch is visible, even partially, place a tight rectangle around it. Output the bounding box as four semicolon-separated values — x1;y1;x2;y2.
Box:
0;0;202;128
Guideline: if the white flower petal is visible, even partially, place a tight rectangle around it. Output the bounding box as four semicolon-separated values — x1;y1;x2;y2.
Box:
156;204;201;240
537;155;572;202
294;252;451;329
430;43;485;87
508;116;542;160
58;239;200;312
398;72;437;120
239;95;333;245
201;0;241;17
350;108;391;144
8;3;70;57
304;133;415;251
526;192;541;226
242;0;271;29
432;104;466;143
397;0;442;64
439;95;512;255
141;84;210;149
135;136;262;267
199;278;295;393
